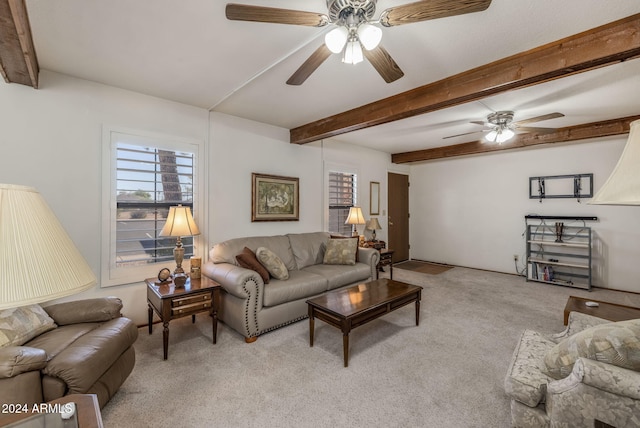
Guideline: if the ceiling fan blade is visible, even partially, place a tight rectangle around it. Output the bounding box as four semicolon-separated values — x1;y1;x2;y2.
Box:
514;112;565;126
470;120;487;125
515;126;558;134
362;46;404;83
226;4;329;27
443;130;487;139
379;0;492;27
286;45;332;86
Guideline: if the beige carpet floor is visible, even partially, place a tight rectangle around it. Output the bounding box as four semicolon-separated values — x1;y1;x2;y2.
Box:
101;267;640;428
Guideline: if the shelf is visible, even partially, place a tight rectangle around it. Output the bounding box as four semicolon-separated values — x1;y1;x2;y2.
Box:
528;258;589;269
527;240;589;249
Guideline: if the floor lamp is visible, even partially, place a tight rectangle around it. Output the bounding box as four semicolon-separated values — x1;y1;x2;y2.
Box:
0;184;96;310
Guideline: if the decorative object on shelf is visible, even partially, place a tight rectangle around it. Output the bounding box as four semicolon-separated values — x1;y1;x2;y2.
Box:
160;205;200;287
370;181;380;215
251;173;299;221
157;267;172;283
529;173;593;202
590;119;640;205
190;257;202;279
366;217;382;241
345;206;366;237
555;222;564;242
0;184;97;310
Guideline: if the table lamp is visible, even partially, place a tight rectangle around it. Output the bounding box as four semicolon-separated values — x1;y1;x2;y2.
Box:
366;217;382;241
160;205;200;286
0;184;96;310
345;206;365;238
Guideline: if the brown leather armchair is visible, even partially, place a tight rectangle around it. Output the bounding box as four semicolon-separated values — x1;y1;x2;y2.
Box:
0;297;137;413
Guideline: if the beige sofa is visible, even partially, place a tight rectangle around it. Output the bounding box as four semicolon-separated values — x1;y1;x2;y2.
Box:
0;297;137;414
203;232;380;342
504;311;640;427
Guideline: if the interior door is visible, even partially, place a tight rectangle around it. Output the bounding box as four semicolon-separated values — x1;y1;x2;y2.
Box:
388;172;409;262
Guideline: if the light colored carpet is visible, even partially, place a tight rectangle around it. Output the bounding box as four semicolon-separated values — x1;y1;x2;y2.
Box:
101;267;640;428
395;260;453;275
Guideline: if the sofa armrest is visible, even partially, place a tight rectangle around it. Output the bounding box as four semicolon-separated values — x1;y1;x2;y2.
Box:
44;297;123;326
0;346;47;378
358;247;380;279
549;357;640;401
202;262;263;299
551;311;610;342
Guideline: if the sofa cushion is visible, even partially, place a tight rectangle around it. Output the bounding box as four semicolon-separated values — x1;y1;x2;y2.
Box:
256;247;289;280
43;297;122;326
210;235;297;271
263;270;327;307
504;329;556;408
236;247;270;284
287;232;330;269
543;319;640;380
323;238;358;265
0;305;57;348
303;263;371;290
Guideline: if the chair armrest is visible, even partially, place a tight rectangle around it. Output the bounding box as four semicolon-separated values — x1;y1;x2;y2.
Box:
357;247;380;279
0;346;47;378
551;311;610;342
202;262;263;300
44;297;123;325
549;357;640;400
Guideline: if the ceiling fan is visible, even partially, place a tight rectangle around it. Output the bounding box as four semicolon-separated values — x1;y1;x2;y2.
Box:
226;0;492;85
444;111;566;143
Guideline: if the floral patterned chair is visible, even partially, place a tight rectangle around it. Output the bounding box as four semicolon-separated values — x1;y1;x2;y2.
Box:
504;311;640;427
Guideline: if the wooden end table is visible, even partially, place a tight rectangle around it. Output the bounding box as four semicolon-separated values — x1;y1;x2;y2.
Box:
377;249;394;279
146;275;221;360
307;278;422;367
563;295;640;325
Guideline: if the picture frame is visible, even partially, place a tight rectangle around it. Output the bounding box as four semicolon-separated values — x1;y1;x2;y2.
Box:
370;181;380;215
251;173;299;222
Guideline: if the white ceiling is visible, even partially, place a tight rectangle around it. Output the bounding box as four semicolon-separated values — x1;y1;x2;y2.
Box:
25;0;640;155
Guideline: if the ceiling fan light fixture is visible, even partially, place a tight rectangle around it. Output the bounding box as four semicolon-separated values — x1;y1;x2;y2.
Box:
343;39;363;64
325;26;349;53
357;23;382;50
485;127;515;144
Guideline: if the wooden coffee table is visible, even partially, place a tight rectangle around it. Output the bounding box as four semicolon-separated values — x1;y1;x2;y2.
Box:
564;295;640;325
307;278;422;367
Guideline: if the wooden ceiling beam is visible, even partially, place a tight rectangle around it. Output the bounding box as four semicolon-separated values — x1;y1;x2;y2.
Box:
391;116;640;164
290;13;640;145
0;0;39;88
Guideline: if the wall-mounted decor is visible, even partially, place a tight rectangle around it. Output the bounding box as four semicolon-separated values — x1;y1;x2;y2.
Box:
370;181;380;215
529;173;593;202
252;173;299;222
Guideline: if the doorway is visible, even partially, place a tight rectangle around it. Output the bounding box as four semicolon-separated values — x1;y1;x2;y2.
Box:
388;172;409;262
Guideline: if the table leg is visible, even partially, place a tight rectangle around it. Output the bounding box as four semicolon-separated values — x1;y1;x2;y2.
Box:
390;262;393;279
415;298;420;326
212;307;218;345
343;333;349;367
162;321;169;360
148;305;153;335
309;316;315;347
192;314;196;323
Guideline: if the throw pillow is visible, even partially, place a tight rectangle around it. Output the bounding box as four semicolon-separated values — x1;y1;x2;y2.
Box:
236;247;270;284
543;318;640;379
0;305;57;348
323;238;358;265
256;247;289;280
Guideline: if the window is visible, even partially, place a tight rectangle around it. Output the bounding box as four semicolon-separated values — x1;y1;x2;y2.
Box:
328;171;357;236
102;129;203;286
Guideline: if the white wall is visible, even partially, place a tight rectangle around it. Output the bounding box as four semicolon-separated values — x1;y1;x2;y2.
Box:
409;137;640;292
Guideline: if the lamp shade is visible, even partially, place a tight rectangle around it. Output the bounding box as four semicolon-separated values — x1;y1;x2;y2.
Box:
0;184;97;310
325;27;348;53
366;217;382;230
357;23;382;51
343;40;363;65
159;205;200;237
590;119;640;205
345;207;366;225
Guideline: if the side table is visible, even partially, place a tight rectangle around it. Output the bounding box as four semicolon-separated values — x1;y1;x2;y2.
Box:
377;249;394;279
146;275;221;360
563;295;640;325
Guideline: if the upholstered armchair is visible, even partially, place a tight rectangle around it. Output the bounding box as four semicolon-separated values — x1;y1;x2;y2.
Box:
504;311;640;427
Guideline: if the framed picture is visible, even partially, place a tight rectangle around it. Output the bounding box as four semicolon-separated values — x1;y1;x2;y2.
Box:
252;173;299;222
370;181;380;215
